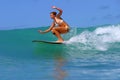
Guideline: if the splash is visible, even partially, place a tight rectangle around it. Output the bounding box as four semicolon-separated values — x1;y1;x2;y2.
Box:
66;24;120;51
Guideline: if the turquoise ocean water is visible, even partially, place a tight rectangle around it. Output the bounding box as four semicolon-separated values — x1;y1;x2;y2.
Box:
0;24;120;80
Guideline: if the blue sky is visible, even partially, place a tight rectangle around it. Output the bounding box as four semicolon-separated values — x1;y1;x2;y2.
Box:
0;0;120;29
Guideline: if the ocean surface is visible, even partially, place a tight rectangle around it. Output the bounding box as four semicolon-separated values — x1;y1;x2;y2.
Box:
0;24;120;80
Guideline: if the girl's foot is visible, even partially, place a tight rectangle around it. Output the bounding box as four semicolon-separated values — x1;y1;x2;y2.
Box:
56;40;64;43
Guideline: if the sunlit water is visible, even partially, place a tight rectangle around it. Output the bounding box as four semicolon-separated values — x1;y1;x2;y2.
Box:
0;24;120;80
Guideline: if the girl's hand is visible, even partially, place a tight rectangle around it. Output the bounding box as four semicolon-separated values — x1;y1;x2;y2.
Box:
52;6;57;9
38;30;44;34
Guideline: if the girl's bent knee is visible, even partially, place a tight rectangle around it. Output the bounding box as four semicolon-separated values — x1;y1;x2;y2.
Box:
51;29;55;35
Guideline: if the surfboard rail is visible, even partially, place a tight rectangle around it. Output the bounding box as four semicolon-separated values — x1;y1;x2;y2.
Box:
32;40;63;44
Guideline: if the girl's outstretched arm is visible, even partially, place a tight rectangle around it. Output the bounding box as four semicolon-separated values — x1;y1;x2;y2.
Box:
38;22;55;34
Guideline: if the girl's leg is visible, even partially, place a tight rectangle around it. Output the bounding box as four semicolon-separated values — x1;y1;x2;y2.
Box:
51;28;64;42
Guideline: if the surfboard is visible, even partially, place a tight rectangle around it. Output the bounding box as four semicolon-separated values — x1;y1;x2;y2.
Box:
32;40;63;44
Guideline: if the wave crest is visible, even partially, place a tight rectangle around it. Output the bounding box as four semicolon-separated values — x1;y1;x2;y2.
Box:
66;24;120;51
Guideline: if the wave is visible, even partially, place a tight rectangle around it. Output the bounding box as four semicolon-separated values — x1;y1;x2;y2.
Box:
1;24;120;59
66;24;120;51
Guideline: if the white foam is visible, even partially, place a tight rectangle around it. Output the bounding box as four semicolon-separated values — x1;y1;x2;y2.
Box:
66;24;120;51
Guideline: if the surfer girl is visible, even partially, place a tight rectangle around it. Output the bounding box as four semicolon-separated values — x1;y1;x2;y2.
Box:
38;6;70;43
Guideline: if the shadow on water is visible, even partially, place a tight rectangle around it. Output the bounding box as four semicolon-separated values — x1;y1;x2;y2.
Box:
33;43;68;80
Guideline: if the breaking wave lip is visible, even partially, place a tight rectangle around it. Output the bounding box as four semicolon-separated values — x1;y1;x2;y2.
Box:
65;24;120;51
